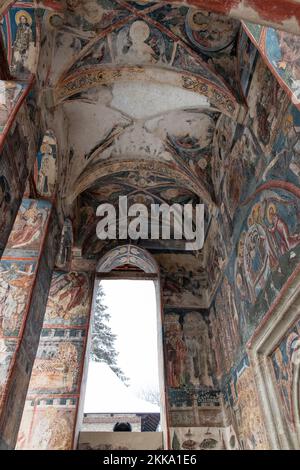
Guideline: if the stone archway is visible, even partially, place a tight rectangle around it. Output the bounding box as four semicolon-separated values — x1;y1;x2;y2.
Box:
73;244;169;450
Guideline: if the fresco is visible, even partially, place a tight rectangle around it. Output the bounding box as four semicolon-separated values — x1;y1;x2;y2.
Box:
98;245;158;274
184;9;239;54
17;270;93;449
242;22;262;45
44;271;92;326
247;57;288;153
0;81;26;136
55;218;73;270
170;426;240;450
223;356;269;450
0;198;52;431
1;0;300;451
57;6;236;93
29;329;86;394
0;338;18;414
168;389;223;428
6;199;50;252
164;310;213;389
50;1;239;116
0;116;39;257
243;22;300;109
237;30;259;100
271;318;300;431
16;399;77;450
1;5;37;78
209;279;241;379
34;130;57;198
158;254;207;308
0;260;36;337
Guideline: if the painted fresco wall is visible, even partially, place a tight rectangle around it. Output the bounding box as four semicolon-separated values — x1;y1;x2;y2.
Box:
0;81;37;256
33;130;57;199
159;249;226;446
16;270;93;450
243;22;300;109
0;198;61;449
1;0;300;451
271;318;300;436
0;2;38;79
0;199;51;413
170;426;240;450
223;356;269;450
209;54;300;448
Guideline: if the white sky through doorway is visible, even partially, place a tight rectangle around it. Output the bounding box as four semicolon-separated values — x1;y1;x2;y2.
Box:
84;280;160;413
101;279;160;393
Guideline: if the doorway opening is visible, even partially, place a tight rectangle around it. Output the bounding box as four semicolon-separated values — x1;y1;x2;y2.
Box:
76;245;167;449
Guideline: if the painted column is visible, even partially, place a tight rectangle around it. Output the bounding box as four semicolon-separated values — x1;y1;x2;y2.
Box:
0;198;59;449
16;270;94;450
156;253;229;450
0;79;37;257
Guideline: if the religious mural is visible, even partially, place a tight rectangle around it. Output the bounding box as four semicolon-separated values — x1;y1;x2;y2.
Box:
0;0;300;452
158;254;207;309
17;270;93;449
34;130;57;198
16;399;77;450
164;310;213;390
6;198;50;252
237;30;259;100
44;271;92;326
223;356;269;450
243;22;300;109
0;81;25;135
55;218;73;270
0;83;37;257
168;388;223;428
1;4;37;78
170;426;240;450
271;318;300;432
0;198;52;420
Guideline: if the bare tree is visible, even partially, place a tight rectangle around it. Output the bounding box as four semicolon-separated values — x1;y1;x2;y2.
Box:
137;387;160;406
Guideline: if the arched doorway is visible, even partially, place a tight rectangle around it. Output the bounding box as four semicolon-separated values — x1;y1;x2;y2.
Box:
74;245;168;450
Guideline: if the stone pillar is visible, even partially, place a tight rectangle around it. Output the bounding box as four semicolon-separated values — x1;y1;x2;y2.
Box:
156;253;224;450
16;270;94;450
0;198;59;449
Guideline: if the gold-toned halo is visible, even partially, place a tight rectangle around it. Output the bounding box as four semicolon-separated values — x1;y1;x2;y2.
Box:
15;10;33;26
267;203;277;223
187;9;210;32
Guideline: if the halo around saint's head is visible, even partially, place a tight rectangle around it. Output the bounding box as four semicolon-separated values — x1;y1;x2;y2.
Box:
15;10;33;26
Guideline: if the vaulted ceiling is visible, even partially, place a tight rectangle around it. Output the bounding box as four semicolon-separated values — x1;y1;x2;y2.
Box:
34;1;244;252
1;0;258;305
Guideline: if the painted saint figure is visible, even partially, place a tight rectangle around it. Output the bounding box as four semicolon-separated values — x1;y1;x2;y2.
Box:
164;315;186;388
37;142;56;197
267;203;300;255
11;12;34;76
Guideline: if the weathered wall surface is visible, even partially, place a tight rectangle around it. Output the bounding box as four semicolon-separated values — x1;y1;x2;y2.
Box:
0;85;38;256
210;53;300;448
16;271;94;450
0;198;59;449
